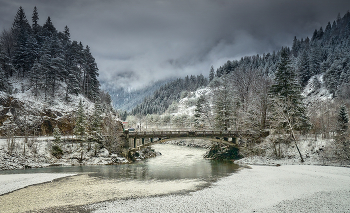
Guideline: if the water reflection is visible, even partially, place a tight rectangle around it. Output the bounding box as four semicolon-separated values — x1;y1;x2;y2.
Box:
0;144;239;181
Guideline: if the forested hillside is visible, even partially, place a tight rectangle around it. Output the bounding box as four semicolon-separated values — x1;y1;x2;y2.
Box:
131;74;208;115
103;79;169;111
214;12;350;99
0;7;118;138
0;7;131;163
0;7;100;102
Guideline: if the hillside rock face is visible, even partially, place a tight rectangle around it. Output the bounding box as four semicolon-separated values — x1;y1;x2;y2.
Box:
0;95;76;136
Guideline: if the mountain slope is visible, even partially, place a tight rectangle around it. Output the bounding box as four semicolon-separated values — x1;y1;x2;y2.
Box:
102;79;169;111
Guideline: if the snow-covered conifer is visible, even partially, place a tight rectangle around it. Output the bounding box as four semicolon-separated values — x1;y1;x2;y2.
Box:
74;99;87;144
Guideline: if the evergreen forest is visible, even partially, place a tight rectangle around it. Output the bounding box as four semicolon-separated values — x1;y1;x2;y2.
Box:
0;6;100;102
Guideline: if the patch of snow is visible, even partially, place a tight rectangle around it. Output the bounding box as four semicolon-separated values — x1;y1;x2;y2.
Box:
0;173;76;195
302;74;332;103
169;87;212;117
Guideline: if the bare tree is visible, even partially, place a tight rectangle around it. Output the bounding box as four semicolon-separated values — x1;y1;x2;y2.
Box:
1;110;18;155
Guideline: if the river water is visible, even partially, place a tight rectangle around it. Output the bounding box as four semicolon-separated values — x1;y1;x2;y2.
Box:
0;144;239;182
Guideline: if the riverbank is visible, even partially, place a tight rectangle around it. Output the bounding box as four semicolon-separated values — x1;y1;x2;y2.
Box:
88;165;350;213
236;136;350;167
0;137;160;170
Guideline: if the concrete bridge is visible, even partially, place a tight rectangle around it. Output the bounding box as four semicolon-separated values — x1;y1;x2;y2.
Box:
123;130;269;149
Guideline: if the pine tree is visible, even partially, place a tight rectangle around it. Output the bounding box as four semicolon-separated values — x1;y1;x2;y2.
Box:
335;105;350;163
53;125;62;144
0;47;14;78
298;50;311;87
90;102;103;141
324;57;343;97
337;105;348;132
11;6;32;78
74;99;86;145
309;46;322;75
83;46;100;102
32;6;39;30
194;95;211;129
0;65;10;92
49;40;66;98
51;125;63;158
39;41;52;101
209;66;215;82
42;17;57;39
66;41;83;97
212;75;235;131
270;47;309;162
292;36;300;57
270;48;301;101
29;59;41;96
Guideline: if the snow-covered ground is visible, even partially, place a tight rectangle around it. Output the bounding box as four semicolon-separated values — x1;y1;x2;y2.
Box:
238;134;350;167
0;173;76;195
89;165;350;213
302;74;332;101
170;87;211;117
8;78;96;116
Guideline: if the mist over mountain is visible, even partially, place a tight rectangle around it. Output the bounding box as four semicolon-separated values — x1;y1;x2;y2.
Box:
129;11;350;123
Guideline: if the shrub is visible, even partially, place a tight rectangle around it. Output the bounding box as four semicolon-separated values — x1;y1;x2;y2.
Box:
51;145;63;159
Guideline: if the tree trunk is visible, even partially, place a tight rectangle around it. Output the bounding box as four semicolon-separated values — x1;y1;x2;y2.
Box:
291;131;304;162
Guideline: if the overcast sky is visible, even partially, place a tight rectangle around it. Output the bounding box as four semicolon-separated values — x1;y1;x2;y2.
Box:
1;0;350;90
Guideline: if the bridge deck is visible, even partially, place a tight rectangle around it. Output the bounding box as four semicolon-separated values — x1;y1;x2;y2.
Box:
125;130;269;149
125;130;261;139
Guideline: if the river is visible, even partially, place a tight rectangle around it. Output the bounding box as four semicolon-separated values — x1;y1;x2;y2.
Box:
0;143;240;212
0;143;239;181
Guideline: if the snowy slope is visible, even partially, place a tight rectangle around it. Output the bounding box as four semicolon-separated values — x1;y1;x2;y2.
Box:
167;87;212;117
302;74;332;103
0;78;98;132
10;78;95;115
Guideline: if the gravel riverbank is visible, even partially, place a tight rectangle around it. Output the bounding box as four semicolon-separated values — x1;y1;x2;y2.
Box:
0;174;206;213
88;165;350;213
